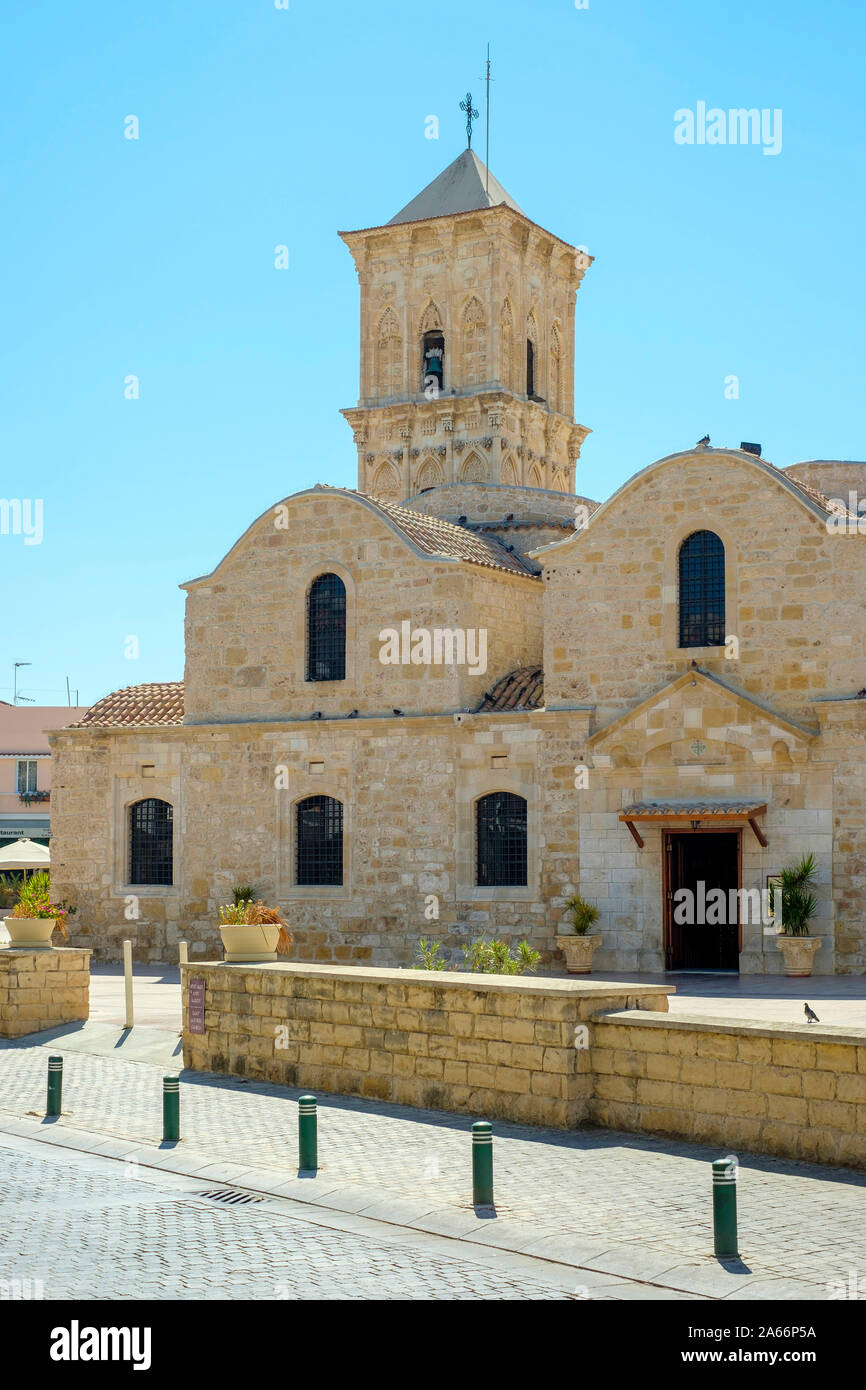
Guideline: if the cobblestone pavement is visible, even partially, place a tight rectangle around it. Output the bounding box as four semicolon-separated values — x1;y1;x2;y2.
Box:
0;1137;596;1300
1;1039;864;1297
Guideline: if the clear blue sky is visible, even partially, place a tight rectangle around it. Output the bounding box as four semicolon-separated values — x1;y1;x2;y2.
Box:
2;0;864;706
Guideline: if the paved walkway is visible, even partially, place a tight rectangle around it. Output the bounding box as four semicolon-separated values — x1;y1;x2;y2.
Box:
1;1026;863;1300
84;963;866;1032
0;1133;597;1301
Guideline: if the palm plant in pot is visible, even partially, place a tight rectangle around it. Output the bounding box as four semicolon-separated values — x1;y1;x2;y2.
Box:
218;897;293;963
771;853;822;977
5;871;70;949
556;893;602;974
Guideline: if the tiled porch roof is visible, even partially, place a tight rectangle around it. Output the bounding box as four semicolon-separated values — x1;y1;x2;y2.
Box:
620;801;767;820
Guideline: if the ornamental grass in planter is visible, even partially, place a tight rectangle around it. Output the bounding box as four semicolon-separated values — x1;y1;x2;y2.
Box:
218;899;293;963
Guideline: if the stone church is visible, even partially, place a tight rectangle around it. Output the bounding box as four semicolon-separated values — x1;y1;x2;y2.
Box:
51;145;866;975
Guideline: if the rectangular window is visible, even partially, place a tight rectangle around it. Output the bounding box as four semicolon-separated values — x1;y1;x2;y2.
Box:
296;795;343;886
16;760;38;794
476;792;528;887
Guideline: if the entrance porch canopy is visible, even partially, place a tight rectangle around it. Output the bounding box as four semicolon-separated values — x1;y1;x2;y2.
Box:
618;800;768;849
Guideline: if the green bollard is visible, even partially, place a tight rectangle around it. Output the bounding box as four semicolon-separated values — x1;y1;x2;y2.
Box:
472;1121;494;1206
162;1075;180;1143
46;1056;63;1117
298;1094;317;1171
712;1157;739;1259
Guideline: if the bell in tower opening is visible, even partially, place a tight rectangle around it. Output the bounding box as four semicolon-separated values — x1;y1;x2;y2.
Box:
422;331;445;397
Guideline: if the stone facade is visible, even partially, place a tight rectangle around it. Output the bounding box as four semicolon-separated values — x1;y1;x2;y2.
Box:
46;146;866;976
181;961;669;1128
182;490;543;724
0;947;90;1038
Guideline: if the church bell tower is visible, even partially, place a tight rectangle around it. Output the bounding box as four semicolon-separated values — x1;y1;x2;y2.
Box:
340;122;592;503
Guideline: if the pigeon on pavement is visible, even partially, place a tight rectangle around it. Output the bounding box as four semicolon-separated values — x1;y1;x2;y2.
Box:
804;1003;820;1023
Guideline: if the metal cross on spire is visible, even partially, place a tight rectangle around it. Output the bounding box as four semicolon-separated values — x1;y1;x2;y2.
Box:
460;91;479;149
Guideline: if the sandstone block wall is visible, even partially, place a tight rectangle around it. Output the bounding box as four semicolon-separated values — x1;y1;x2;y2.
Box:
50;698;865;975
542;450;866;728
181;490;543;725
0;947;91;1038
591;1010;866;1169
181;962;670;1128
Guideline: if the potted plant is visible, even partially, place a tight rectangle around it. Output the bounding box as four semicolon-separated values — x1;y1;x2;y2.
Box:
556;894;602;974
218;898;292;963
771;853;823;977
5;871;69;949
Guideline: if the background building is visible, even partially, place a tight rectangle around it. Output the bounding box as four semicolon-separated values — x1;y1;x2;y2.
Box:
0;703;88;849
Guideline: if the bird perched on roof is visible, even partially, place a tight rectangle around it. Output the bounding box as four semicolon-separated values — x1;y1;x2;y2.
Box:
393;708;404;716
804;1002;820;1024
696;434;710;447
311;711;322;720
856;688;866;699
347;709;358;718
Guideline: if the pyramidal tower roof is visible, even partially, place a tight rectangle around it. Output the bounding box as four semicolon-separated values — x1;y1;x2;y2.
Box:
387;148;524;226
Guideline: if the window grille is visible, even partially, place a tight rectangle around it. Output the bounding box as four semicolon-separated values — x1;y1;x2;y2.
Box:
296;795;343;886
129;799;173;885
306;573;346;682
678;530;725;647
476;792;528;887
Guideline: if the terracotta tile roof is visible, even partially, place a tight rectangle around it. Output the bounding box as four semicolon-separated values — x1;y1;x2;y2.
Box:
477;665;544;712
620;800;766;819
371;497;541;577
71;682;185;728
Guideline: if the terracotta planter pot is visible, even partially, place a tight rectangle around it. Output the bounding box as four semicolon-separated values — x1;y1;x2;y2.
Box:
4;917;58;949
556;933;602;975
774;935;823;978
219;923;281;963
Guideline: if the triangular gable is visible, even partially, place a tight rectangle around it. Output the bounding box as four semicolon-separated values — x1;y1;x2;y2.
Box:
588;668;816;768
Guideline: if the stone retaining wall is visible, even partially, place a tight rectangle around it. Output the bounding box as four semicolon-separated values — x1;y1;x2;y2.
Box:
181;962;670;1127
591;1010;866;1168
0;948;91;1038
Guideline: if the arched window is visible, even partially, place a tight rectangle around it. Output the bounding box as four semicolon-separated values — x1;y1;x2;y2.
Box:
526;311;539;397
678;530;725;647
476;792;527;887
306;573;346;681
421;330;445;394
129;798;173;885
296;795;343;886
